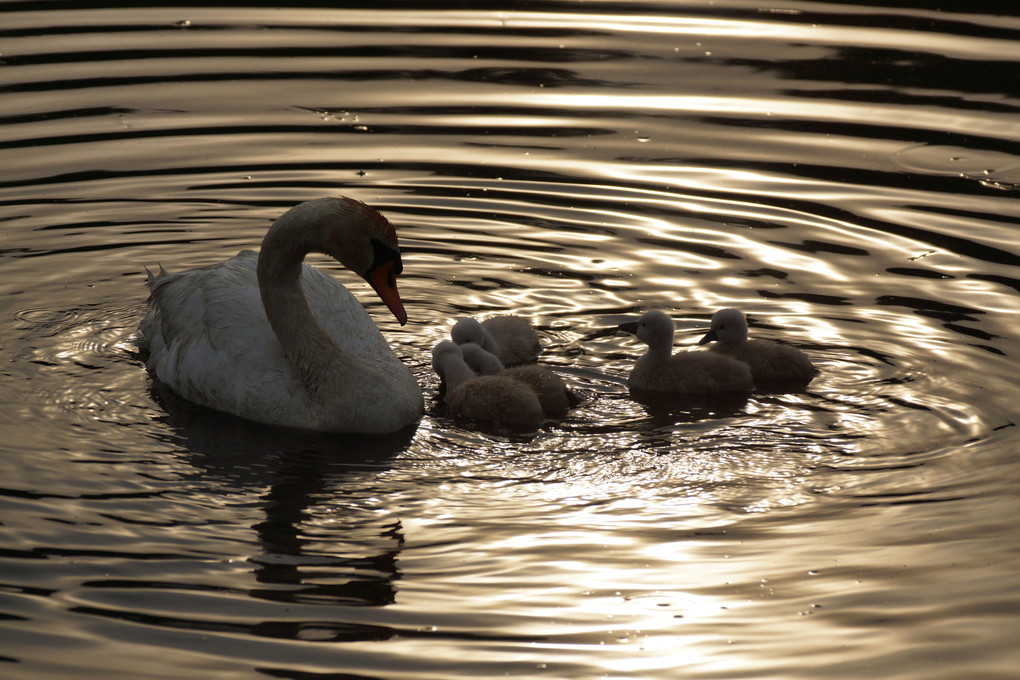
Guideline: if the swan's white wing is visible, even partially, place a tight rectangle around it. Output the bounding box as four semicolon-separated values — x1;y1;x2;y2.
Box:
142;251;309;420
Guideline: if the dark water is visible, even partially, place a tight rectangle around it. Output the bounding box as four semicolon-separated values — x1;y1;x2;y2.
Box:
2;3;1019;679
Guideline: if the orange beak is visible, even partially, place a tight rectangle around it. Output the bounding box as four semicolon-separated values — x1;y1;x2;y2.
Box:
367;260;408;326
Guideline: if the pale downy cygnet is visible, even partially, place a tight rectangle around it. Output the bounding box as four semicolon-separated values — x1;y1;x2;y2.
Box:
431;341;544;428
698;308;817;386
619;310;754;394
459;342;570;419
451;315;540;366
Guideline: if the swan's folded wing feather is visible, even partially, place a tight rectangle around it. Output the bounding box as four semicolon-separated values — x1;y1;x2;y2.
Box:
301;262;414;376
143;251;306;415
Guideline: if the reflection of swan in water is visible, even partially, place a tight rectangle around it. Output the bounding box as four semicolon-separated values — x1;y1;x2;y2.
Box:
619;310;754;394
699;308;818;386
432;341;545;428
140;197;423;433
451;315;540;366
459;342;571;418
148;382;415;638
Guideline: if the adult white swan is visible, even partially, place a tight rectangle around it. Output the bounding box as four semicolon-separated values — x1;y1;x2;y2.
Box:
139;197;424;433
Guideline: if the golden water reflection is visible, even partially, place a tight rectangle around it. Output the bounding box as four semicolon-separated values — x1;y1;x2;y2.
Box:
3;3;1019;678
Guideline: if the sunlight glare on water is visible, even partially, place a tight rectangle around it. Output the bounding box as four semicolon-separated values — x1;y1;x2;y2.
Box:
0;2;1019;679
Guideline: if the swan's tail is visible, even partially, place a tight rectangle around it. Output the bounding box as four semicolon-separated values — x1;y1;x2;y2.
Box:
144;264;169;287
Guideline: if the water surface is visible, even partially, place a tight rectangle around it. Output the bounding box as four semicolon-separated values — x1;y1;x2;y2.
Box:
1;3;1019;679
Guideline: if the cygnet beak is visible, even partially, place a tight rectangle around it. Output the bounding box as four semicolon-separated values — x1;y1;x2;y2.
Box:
698;329;718;345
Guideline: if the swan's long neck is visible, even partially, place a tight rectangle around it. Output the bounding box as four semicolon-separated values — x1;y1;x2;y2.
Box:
257;220;346;400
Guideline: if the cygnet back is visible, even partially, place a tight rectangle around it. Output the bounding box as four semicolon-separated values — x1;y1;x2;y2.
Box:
452;315;540;366
501;364;571;418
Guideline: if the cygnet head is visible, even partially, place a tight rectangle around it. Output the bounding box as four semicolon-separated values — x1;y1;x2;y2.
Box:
431;340;461;372
432;340;474;388
619;310;675;349
699;308;749;345
451;316;501;357
451;317;485;344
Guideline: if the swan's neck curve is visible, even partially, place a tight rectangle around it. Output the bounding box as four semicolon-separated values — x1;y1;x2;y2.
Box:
257;229;346;401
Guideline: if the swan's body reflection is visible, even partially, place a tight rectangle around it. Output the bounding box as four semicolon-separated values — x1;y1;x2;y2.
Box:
152;383;413;642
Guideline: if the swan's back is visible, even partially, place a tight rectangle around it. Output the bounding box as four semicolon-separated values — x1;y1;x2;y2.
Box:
629;350;754;394
142;251;287;414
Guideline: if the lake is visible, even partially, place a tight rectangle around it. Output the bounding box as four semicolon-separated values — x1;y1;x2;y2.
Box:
1;2;1018;679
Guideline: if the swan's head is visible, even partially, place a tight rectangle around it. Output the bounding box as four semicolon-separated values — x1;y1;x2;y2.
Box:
269;197;409;325
619;310;674;348
698;308;748;345
326;198;407;326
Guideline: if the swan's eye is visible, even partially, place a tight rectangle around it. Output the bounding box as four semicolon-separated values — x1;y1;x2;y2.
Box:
370;237;403;275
